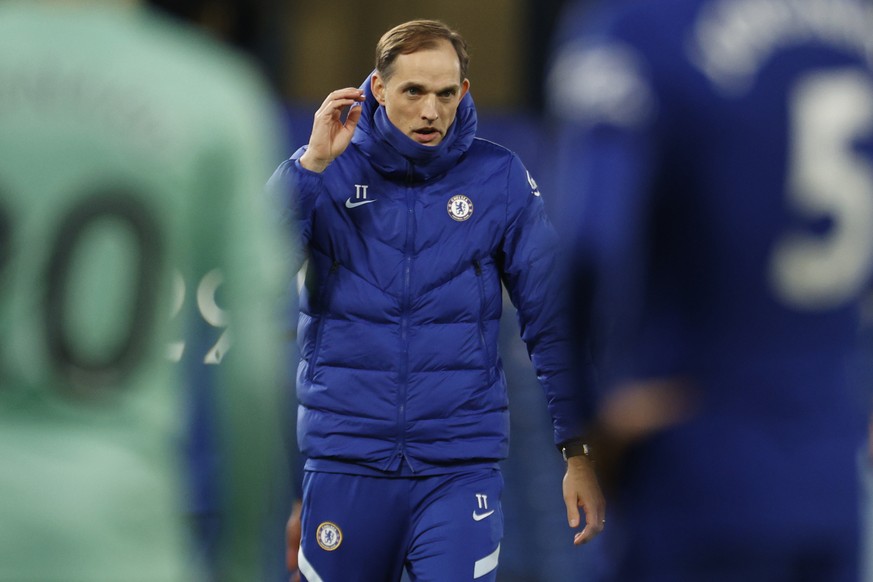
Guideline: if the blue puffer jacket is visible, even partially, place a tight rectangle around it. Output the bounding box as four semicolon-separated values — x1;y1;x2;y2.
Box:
271;75;588;475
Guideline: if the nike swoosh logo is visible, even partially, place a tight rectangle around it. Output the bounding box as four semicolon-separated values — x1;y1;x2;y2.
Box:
472;510;495;521
345;198;377;208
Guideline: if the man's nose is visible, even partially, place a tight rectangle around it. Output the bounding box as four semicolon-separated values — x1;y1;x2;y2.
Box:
421;95;439;121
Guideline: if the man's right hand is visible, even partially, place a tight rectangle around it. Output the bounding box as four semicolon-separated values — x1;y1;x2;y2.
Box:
286;499;303;582
299;88;366;173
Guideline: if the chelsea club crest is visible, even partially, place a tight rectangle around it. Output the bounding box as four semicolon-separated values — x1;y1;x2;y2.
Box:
316;521;343;551
447;194;474;221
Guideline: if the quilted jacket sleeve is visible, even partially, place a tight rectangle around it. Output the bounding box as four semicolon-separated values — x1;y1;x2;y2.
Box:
499;154;596;447
266;146;327;271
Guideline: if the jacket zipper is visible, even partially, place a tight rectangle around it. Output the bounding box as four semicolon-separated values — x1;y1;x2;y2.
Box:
395;163;416;471
307;259;339;381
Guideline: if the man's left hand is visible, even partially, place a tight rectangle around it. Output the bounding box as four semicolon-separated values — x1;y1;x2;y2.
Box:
562;455;605;545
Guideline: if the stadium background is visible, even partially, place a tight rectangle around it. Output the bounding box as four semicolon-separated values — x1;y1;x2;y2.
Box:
146;1;873;580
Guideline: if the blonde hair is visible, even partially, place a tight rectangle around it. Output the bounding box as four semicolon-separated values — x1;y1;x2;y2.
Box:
375;19;469;82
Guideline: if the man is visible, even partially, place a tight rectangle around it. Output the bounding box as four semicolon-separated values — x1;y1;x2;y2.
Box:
0;1;290;580
270;19;604;582
548;0;873;580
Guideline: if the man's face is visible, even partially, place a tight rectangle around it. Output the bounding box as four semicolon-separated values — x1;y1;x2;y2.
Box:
371;40;470;147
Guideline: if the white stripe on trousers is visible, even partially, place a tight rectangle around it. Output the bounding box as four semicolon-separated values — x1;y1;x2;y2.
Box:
473;543;501;579
298;547;324;582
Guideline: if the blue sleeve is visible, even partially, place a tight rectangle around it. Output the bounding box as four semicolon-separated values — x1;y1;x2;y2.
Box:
266;146;326;271
499;154;594;446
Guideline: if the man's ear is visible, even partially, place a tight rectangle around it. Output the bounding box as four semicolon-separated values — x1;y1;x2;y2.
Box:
371;73;386;105
460;78;470;100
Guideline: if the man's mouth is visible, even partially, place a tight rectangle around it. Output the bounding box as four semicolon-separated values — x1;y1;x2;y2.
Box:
413;127;440;143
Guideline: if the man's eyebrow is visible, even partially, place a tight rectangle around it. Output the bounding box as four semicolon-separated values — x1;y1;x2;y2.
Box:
398;81;459;93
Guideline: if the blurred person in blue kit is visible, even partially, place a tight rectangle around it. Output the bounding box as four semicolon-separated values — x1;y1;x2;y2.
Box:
0;0;291;580
269;18;605;582
547;0;873;580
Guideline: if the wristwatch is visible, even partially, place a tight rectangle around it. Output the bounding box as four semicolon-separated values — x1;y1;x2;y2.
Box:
560;440;591;461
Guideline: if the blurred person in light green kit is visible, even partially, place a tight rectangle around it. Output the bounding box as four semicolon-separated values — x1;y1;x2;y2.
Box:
0;1;292;580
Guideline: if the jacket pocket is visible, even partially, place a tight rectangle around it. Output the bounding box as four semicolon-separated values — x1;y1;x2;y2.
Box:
307;260;340;381
473;260;495;381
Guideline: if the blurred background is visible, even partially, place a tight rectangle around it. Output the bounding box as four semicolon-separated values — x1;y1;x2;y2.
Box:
148;0;573;111
144;1;872;581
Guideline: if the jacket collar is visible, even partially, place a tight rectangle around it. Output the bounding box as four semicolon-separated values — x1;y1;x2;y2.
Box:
351;71;478;182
